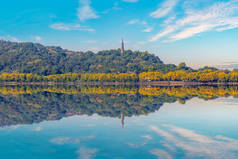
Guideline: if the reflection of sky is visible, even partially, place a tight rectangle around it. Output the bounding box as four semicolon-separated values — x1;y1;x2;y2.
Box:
150;124;238;159
0;98;238;159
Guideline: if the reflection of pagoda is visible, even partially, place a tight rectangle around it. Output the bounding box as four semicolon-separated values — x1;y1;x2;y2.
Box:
121;39;125;56
121;112;125;128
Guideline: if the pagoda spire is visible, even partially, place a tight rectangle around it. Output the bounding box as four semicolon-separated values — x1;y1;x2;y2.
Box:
121;39;125;56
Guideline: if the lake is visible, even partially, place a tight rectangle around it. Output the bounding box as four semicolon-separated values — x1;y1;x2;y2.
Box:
0;85;238;159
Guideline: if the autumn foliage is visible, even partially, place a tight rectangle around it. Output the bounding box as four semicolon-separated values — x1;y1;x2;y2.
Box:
0;69;237;83
0;86;238;100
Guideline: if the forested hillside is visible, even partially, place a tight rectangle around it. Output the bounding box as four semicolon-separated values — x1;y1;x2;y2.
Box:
0;40;179;75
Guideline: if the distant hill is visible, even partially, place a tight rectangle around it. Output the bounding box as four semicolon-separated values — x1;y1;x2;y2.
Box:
0;40;179;75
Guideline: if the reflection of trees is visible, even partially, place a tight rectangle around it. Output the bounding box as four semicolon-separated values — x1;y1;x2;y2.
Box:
0;90;165;127
1;86;238;99
0;85;237;127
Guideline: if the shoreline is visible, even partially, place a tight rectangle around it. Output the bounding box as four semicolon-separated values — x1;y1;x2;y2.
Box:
1;81;238;86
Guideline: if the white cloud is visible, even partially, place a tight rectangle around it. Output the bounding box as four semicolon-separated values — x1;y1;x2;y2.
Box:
164;15;176;24
127;19;148;26
150;0;238;42
150;0;179;18
170;24;214;41
216;17;238;32
50;23;95;32
127;19;139;25
150;124;238;159
77;0;99;21
142;27;153;32
50;23;71;31
127;19;153;32
34;36;42;42
77;147;98;159
122;0;138;3
150;26;175;42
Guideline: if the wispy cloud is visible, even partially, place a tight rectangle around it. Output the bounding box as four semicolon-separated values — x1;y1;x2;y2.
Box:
150;26;175;41
77;0;99;21
102;2;122;14
150;0;238;42
50;23;95;32
127;19;148;26
170;24;214;41
122;0;139;3
0;35;20;42
112;2;122;10
150;0;179;18
209;62;238;70
127;19;153;32
127;19;140;25
34;36;42;42
163;15;176;24
142;27;153;33
150;124;238;159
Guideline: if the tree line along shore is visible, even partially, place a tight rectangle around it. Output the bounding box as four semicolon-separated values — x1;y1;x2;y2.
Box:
1;85;238;97
0;69;238;84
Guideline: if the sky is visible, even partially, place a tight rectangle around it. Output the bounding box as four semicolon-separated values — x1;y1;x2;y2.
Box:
0;0;238;68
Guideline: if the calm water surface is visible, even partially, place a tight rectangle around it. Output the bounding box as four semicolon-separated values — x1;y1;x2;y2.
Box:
0;86;238;159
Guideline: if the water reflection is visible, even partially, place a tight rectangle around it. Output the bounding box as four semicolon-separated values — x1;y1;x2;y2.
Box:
150;125;238;159
0;85;237;127
0;85;238;159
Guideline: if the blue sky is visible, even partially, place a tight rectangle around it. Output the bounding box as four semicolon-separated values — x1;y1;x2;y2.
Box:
1;0;238;68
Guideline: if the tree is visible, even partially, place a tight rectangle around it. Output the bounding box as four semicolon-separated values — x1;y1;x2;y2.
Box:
177;62;186;69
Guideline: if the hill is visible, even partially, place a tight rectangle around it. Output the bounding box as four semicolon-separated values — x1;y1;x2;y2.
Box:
0;40;179;75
